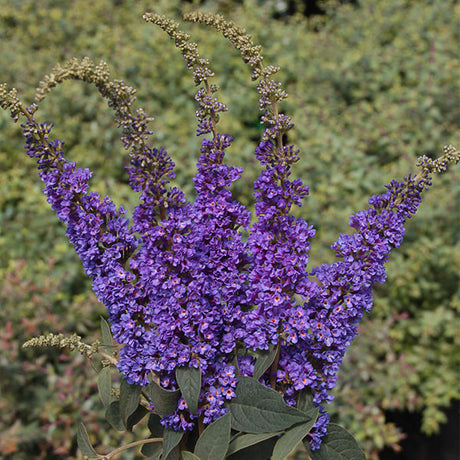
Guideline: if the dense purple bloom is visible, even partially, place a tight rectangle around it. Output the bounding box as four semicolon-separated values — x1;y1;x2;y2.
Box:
274;174;428;436
24;108;429;448
242;139;318;353
15;43;444;450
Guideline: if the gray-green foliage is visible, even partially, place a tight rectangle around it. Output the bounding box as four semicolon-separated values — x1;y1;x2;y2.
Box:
82;333;322;459
0;0;458;458
70;320;326;459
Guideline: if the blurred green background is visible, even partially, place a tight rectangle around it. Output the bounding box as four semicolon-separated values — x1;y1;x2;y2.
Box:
0;0;458;458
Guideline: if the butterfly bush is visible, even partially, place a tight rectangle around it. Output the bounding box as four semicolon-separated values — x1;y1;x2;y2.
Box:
1;12;458;453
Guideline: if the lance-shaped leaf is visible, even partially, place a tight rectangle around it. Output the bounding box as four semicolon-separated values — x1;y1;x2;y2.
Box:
296;388;316;415
175;365;201;414
90;353;104;373
145;379;181;416
126;404;149;431
148;413;164;437
100;316;114;347
166;446;180;460
227;437;278;460
97;365;112;408
141;414;164;456
141;440;163;458
119;378;142;428
227;431;282;456
105;400;125;431
229;376;314;433
253;344;278;380
308;424;366;460
272;420;317;460
76;422;98;459
163;428;184;459
194;411;231;460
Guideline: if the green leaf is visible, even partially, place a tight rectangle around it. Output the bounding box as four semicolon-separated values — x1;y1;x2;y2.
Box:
163;428;184;459
296;389;316;415
227;437;278;460
147;413;164;437
253;344;278;380
105;400;125;431
141;440;163;458
97;365;112;408
100;316;113;347
227;431;282;456
76;422;98;458
119;378;142;428
165;446;180;460
182;452;201;460
309;424;365;460
229;376;314;433
271;421;316;460
145;379;181;416
91;353;104;373
167;446;181;460
175;365;201;414
231;352;240;376
126;404;149;431
194;411;231;460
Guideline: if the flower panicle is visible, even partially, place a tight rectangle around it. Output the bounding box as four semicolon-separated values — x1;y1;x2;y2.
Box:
144;13;228;141
417;144;460;175
295;145;460;436
33;57;180;209
23;333;100;358
0;83;24;121
2;11;459;453
184;12;291;158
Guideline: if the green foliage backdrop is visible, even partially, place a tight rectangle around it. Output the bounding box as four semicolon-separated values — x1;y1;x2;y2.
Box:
0;0;458;458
